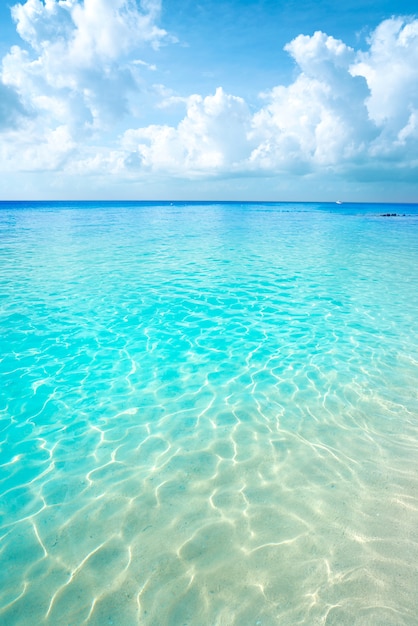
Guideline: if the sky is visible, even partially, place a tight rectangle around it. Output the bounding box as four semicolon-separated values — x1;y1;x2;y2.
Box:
1;0;418;201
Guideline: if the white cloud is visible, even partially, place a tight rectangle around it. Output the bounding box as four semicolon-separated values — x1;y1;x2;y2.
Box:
11;0;167;62
1;0;168;132
351;18;418;127
247;31;375;173
132;59;157;70
0;0;169;172
117;31;375;177
120;87;253;175
118;18;418;182
2;9;418;189
351;17;418;163
1;123;76;171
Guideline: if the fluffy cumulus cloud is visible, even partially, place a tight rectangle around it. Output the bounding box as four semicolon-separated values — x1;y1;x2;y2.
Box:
121;88;253;175
351;18;418;166
116;16;418;181
0;0;168;171
248;32;374;173
2;5;418;186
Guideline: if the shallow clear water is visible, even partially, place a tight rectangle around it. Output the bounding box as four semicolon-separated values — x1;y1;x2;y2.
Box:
1;201;418;625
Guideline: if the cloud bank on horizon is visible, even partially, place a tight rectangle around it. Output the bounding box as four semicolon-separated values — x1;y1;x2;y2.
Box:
1;0;418;200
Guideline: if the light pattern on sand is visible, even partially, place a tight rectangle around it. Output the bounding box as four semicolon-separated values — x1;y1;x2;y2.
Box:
1;201;418;625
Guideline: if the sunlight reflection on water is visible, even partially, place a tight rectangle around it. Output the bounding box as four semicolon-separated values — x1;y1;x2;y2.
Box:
1;201;418;625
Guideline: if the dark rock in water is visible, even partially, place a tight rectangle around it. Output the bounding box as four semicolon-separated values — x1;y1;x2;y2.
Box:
380;213;406;217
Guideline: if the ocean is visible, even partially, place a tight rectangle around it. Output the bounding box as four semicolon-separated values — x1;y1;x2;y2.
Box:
1;201;418;625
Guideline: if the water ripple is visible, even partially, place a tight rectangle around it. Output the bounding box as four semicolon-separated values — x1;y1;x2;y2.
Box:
1;203;418;624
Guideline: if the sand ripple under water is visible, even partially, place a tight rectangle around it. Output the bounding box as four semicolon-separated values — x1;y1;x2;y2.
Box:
1;202;418;624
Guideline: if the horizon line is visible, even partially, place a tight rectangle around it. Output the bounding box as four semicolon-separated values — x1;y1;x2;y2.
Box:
1;199;418;205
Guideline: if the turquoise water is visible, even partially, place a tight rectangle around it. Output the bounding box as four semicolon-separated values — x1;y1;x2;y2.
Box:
1;201;418;625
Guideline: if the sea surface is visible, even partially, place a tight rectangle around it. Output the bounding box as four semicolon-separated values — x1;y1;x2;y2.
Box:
1;200;418;625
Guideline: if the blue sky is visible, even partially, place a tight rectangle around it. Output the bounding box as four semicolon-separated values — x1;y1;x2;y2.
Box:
1;0;418;201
